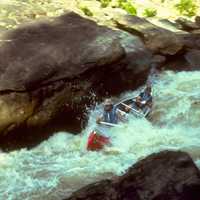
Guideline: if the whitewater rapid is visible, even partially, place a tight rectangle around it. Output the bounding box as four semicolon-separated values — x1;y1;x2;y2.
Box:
1;70;200;200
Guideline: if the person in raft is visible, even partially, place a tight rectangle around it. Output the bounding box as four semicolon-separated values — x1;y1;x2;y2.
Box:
125;85;153;115
96;98;124;124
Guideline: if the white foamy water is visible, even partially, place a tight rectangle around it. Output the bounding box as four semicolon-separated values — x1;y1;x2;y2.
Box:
1;70;200;200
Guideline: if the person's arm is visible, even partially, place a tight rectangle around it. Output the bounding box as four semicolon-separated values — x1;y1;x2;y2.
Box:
138;92;143;99
96;115;104;124
125;105;131;112
125;98;139;112
146;96;153;108
116;109;127;122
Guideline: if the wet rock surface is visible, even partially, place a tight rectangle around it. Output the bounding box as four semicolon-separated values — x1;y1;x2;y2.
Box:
113;15;183;55
66;151;200;200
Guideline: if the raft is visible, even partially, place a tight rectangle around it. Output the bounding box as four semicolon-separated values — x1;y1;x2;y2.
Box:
87;96;152;151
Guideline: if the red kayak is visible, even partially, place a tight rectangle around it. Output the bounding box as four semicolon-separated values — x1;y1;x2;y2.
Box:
87;130;110;151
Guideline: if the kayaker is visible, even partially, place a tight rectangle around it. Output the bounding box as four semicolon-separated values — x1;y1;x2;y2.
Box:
96;98;124;124
126;85;153;115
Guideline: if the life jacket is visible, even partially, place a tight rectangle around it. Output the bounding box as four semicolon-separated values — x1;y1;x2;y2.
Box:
132;101;141;110
103;107;118;124
140;92;152;103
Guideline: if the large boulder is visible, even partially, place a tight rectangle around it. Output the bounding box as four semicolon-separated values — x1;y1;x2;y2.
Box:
0;12;152;149
66;151;200;200
185;49;200;68
178;32;200;50
175;17;200;32
0;12;125;91
163;32;200;71
113;15;183;55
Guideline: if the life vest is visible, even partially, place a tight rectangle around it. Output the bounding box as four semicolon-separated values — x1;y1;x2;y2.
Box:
103;107;118;124
140;92;152;103
132;92;152;110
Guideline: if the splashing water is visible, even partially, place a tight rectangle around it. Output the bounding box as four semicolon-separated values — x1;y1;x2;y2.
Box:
1;70;200;200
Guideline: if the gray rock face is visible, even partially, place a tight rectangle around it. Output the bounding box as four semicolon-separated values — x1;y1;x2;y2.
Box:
112;15;200;72
113;15;183;55
0;12;125;91
66;151;200;200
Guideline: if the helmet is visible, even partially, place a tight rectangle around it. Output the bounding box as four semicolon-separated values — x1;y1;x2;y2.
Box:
103;98;113;106
146;82;151;89
145;84;152;93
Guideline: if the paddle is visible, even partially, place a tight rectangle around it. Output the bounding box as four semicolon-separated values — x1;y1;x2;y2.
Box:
99;121;122;127
120;102;145;117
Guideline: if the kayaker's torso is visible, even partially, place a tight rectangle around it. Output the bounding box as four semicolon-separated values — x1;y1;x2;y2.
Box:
139;92;152;103
103;106;118;124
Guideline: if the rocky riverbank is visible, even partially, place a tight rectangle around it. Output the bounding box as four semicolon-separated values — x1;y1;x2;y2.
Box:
1;2;200;200
65;151;200;200
0;11;153;150
1;10;200;150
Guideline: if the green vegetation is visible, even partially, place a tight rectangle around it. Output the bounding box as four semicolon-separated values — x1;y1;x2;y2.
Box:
118;0;137;16
175;0;198;17
143;8;157;17
80;6;93;16
97;0;137;15
0;0;200;32
97;0;112;8
117;0;127;7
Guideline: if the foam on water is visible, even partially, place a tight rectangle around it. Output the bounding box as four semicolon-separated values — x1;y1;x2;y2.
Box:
1;70;200;200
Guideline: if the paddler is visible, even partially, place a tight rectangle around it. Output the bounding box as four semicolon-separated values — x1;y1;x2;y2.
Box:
125;85;153;115
96;98;124;124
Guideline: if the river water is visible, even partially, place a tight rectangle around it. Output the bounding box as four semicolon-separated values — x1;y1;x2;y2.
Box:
1;70;200;200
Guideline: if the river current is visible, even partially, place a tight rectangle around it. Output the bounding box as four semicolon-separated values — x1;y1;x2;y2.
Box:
1;70;200;200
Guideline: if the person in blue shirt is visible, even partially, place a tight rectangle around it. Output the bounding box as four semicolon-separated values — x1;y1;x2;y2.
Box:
138;85;152;108
96;99;124;124
126;85;153;115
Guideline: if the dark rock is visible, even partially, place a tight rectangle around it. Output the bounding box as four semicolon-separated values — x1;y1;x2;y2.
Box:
0;12;124;91
163;55;192;71
151;55;166;68
195;16;200;26
0;12;152;149
66;151;200;200
67;180;115;200
175;18;200;31
189;30;200;49
113;15;183;55
160;48;200;71
177;30;200;51
185;49;200;68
